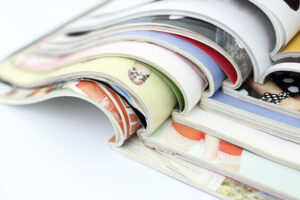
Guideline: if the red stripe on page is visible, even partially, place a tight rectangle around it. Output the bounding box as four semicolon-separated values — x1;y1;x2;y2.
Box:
168;33;238;84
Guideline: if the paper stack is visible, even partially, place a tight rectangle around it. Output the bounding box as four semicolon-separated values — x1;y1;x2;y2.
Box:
0;0;299;199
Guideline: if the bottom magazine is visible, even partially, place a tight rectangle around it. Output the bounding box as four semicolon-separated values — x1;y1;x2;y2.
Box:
112;135;279;200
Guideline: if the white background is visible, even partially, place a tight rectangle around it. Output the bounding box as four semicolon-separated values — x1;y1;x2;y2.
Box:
0;1;217;200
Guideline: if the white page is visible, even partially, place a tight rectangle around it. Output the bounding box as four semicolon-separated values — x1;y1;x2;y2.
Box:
67;0;156;30
248;0;300;56
262;62;300;81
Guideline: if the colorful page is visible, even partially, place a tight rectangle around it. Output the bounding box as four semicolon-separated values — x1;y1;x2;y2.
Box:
170;33;237;85
74;81;141;143
144;119;300;200
280;31;300;54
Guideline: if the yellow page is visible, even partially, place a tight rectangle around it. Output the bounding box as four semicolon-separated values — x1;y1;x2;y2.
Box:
280;31;300;53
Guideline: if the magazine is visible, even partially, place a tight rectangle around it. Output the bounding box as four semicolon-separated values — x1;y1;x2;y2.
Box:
0;1;299;199
115;135;280;200
142;119;300;200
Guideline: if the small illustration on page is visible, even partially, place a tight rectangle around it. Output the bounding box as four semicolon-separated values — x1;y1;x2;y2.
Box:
75;81;141;138
164;122;243;173
128;62;152;85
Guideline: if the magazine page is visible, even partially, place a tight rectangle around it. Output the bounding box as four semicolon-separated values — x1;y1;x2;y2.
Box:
74;81;141;145
223;68;300;119
248;0;300;56
115;135;280;200
144;119;300;200
263;62;300;81
201;90;300;143
273;31;300;62
0;57;177;136
172;107;300;171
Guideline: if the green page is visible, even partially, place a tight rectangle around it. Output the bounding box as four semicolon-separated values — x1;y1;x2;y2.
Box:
145;63;184;111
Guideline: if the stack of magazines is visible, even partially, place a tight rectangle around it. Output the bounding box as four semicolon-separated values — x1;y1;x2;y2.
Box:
0;0;299;199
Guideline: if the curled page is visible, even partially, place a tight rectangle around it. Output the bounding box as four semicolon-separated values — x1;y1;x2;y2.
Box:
0;57;178;145
247;0;300;56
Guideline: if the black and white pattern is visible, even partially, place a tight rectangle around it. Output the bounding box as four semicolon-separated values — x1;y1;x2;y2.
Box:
261;92;290;104
271;72;300;97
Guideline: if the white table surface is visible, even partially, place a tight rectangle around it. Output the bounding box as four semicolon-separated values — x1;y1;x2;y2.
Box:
0;1;218;200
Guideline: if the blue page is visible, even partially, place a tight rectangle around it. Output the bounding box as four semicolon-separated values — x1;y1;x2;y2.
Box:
211;90;300;128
